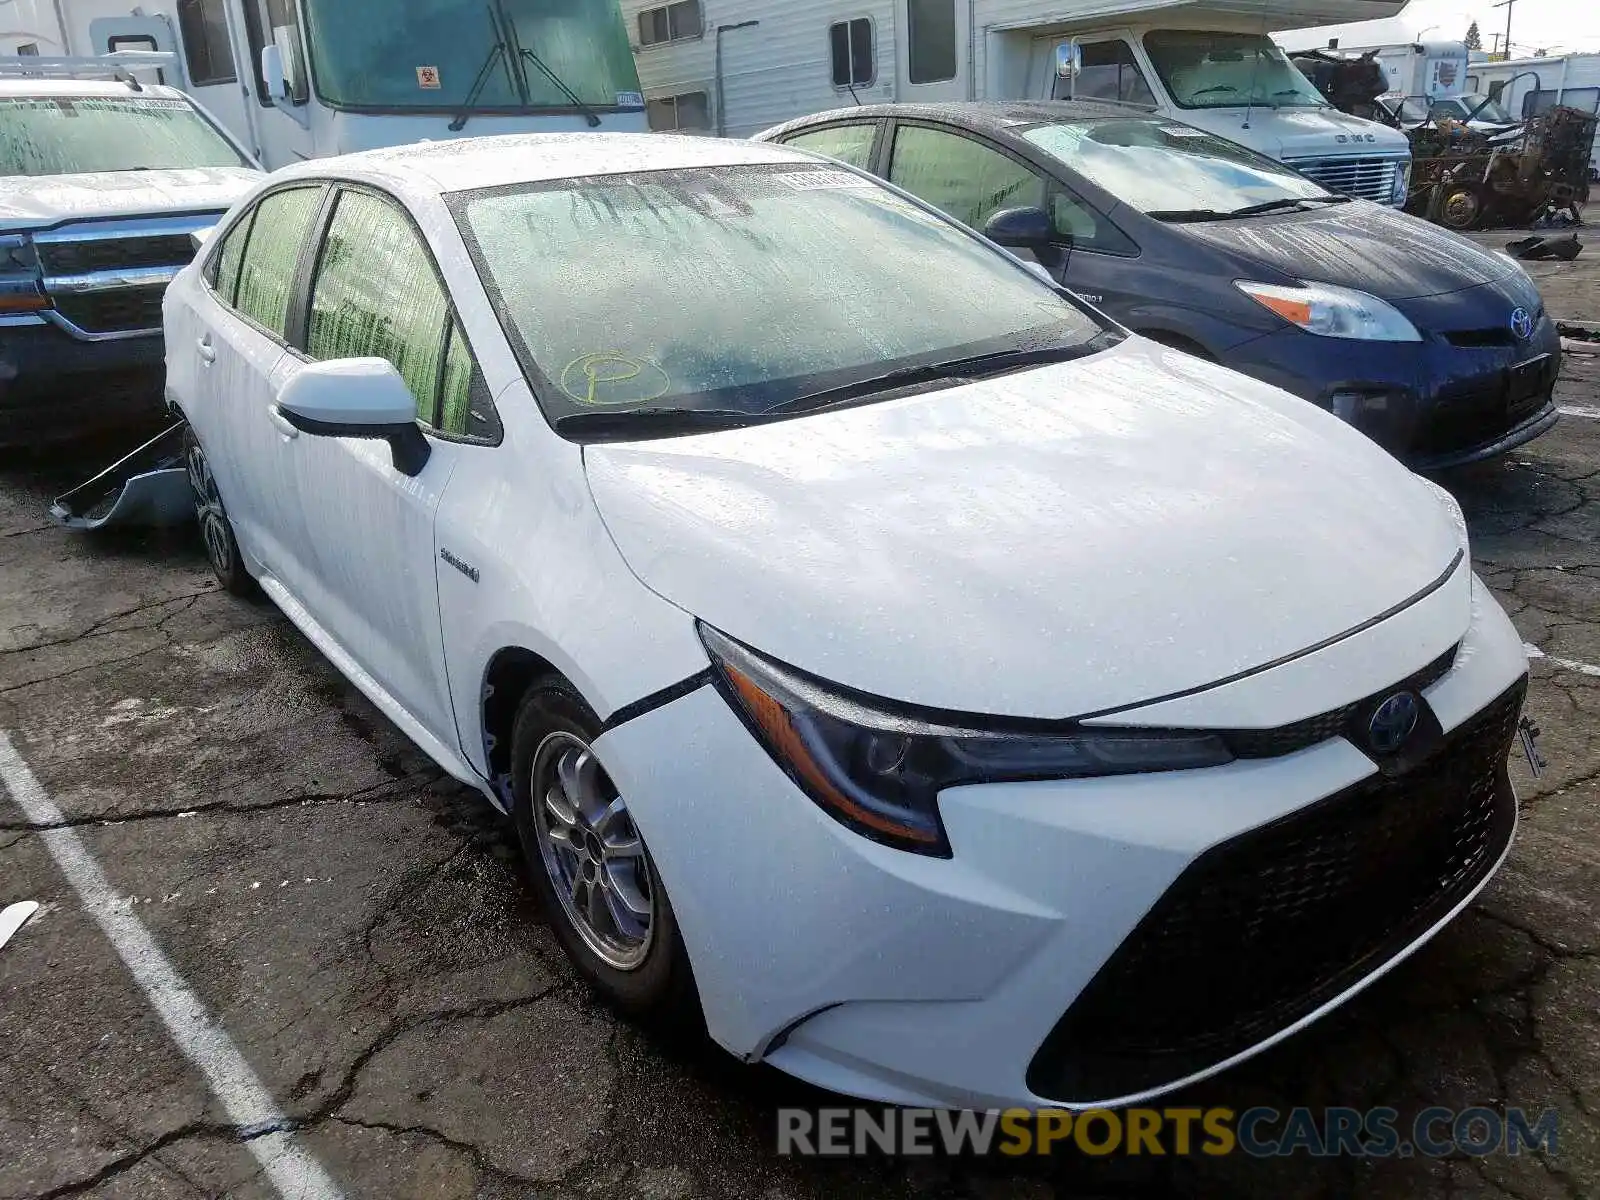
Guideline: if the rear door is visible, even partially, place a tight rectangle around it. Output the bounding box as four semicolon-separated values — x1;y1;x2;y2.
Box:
898;0;969;103
179;183;326;576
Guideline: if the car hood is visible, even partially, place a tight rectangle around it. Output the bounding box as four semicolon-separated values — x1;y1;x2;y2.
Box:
1186;107;1411;161
584;339;1463;720
0;167;260;232
1177;202;1516;300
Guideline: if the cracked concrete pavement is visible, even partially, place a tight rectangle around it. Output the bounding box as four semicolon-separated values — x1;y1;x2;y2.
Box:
2;242;1599;1198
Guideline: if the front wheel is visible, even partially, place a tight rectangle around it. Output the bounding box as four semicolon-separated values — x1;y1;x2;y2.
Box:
510;678;698;1024
184;428;254;596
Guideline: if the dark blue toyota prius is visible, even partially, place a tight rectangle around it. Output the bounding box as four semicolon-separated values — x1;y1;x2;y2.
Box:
756;101;1560;470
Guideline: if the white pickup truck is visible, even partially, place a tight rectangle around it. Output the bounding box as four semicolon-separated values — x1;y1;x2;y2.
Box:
0;56;260;447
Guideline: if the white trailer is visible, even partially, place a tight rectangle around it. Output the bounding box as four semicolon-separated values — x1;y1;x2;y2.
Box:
1467;53;1600;179
2;0;648;169
623;0;1415;206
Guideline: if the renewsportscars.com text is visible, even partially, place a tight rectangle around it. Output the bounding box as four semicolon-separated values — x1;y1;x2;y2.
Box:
776;1106;1559;1159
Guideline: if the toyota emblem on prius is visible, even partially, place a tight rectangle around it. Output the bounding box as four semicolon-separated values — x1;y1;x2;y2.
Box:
1368;692;1421;756
1509;307;1534;340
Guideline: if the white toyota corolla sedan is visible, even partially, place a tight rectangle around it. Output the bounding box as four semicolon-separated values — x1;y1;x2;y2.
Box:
164;132;1530;1111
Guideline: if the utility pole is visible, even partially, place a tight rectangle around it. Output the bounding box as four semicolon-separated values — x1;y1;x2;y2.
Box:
1492;0;1517;62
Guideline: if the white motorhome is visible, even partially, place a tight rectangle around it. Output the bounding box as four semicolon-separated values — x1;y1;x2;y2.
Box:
1;0;648;169
1468;53;1600;179
623;0;1414;205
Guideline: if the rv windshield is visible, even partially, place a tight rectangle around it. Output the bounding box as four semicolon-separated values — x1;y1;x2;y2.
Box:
1143;31;1329;110
0;96;249;176
302;0;641;111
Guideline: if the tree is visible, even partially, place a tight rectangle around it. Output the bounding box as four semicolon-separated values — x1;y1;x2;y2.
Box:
1465;20;1482;49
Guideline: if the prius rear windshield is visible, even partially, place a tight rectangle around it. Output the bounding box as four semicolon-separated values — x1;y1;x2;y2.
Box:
0;96;249;176
452;163;1106;426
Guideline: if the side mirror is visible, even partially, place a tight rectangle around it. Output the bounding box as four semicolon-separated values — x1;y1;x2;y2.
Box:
1055;41;1082;80
983;206;1056;249
260;43;287;102
274;359;432;477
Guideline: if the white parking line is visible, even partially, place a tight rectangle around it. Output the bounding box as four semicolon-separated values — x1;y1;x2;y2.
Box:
1524;643;1600;677
1558;405;1600;420
0;733;343;1200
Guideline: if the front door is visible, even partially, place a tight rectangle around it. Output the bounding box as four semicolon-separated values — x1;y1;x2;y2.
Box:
898;0;969;103
268;184;477;740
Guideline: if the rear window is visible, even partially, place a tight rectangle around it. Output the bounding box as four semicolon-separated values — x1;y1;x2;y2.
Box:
0;95;249;177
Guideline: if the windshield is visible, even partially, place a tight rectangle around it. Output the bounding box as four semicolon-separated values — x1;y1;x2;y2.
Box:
1143;31;1328;110
1387;96;1429;124
1459;93;1515;123
303;0;641;111
454;164;1106;432
0;96;248;177
1023;119;1331;216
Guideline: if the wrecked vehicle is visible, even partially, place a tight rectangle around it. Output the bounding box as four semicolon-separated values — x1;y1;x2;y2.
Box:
1404;104;1598;230
759;101;1561;470
0;54;260;449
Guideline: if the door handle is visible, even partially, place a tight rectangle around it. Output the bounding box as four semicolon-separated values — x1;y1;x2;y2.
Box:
267;405;300;439
197;335;217;364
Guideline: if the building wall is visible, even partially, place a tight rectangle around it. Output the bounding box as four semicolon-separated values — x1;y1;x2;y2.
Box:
619;0;897;137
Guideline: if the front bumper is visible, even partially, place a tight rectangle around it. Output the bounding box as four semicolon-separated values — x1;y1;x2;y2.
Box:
596;570;1529;1110
0;314;166;446
1223;313;1562;471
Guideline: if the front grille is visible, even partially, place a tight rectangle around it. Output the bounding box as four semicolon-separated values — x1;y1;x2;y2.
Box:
1026;678;1524;1103
1290;155;1400;203
53;285;166;334
1225;643;1458;759
37;234;196;277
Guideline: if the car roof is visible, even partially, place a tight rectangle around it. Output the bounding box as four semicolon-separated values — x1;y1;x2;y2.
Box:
271;132;819;203
759;100;1154;141
0;79;191;101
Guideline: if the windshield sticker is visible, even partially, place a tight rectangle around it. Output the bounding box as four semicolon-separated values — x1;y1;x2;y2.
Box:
1161;127;1208;137
775;169;876;191
559;353;672;407
416;66;441;90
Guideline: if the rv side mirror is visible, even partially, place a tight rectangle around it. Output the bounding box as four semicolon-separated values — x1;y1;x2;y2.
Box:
984;206;1057;249
260;43;288;101
1055;41;1082;80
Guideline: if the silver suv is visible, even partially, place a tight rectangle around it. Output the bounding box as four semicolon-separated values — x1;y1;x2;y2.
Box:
0;59;259;447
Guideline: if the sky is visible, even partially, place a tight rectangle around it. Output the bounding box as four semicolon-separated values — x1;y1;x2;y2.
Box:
1397;0;1600;56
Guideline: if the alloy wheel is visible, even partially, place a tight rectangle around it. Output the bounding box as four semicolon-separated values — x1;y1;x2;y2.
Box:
185;436;234;580
531;732;655;971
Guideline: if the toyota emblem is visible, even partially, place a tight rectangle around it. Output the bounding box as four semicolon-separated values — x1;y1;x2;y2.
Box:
1509;307;1534;340
1367;692;1421;756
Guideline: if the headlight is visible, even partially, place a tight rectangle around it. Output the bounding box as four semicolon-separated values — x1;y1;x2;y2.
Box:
0;234;46;314
1235;280;1422;342
1392;160;1411;206
699;624;1234;857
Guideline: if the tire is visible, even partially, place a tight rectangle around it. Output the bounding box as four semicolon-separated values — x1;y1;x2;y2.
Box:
184;427;255;597
510;677;699;1025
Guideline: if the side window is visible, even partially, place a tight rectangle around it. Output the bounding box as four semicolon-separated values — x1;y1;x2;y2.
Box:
637;1;702;47
646;91;711;132
1059;41;1156;106
440;321;500;442
1049;188;1137;256
783;123;878;169
176;0;238;87
907;0;957;85
830;18;875;89
206;208;256;304
888;125;1047;230
233;186;321;338
307;190;450;425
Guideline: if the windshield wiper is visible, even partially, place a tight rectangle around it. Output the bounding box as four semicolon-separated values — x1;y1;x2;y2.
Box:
1149;195;1351;222
553;408;759;441
450;1;601;132
767;341;1109;417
